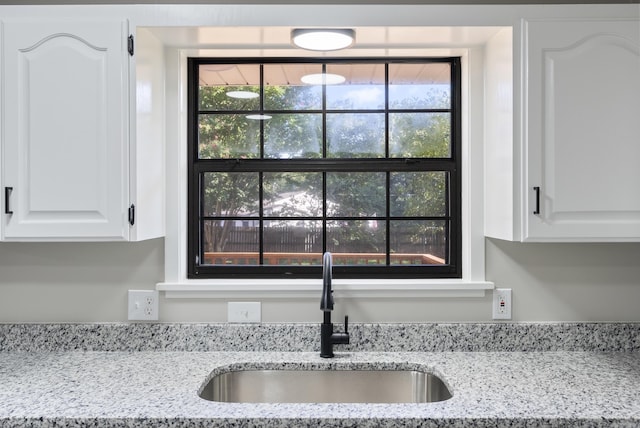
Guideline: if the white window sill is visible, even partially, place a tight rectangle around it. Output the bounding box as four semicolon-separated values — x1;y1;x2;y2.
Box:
156;279;494;299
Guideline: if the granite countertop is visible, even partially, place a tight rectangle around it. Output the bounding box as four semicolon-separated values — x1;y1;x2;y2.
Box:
1;350;640;427
1;323;639;427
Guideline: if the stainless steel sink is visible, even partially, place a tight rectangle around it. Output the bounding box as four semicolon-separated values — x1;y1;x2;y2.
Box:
199;369;452;403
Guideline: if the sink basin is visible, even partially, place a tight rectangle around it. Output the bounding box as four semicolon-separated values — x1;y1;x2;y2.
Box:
199;369;452;403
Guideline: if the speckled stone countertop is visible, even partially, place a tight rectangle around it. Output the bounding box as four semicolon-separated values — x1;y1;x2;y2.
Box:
1;323;639;427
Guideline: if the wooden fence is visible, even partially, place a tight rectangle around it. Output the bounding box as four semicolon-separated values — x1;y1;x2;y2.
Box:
204;224;446;260
203;252;445;266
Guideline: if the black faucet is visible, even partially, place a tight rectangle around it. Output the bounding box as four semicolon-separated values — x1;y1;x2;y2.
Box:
320;252;350;358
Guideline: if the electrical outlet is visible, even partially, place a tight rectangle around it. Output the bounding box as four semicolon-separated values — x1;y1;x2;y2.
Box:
228;302;261;323
492;288;512;320
128;290;159;321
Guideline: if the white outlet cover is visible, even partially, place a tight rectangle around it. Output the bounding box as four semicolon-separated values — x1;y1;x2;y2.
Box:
128;290;159;321
492;288;512;320
228;302;261;323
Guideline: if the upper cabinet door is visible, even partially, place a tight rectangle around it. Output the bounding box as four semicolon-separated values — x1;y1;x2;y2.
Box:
523;19;640;241
2;18;129;240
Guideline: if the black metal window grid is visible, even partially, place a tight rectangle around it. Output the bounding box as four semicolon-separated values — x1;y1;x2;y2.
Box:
187;57;462;279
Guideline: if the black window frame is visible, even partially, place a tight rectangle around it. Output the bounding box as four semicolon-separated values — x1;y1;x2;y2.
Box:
187;57;462;280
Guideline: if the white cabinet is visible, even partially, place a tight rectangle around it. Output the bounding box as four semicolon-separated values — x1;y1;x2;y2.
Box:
1;17;163;241
486;16;640;242
524;18;640;241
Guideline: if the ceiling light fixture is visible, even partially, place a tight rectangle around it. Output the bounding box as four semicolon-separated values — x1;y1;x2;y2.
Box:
246;114;272;120
291;28;355;51
301;73;346;85
226;91;259;99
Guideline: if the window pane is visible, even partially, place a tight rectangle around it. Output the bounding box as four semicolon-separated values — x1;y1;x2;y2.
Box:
327;172;386;217
326;63;385;110
263;172;323;217
202;220;259;264
327;113;385;158
198;114;260;159
203;172;259;217
390;220;447;263
263;220;323;263
390;172;447;217
190;58;461;278
264;63;322;110
199;64;260;111
264;114;322;158
389;112;451;158
389;63;451;109
327;220;386;264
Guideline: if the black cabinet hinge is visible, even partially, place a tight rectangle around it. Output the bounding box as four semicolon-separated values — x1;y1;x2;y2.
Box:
128;204;135;226
128;35;134;56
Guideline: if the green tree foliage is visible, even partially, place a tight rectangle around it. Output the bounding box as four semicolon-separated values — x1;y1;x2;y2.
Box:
197;79;451;258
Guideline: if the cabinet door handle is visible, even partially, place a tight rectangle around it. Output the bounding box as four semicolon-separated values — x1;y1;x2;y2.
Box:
533;186;540;215
128;204;135;226
4;187;13;215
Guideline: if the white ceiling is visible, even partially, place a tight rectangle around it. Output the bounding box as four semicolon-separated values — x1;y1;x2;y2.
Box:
147;25;506;58
149;25;506;86
150;26;504;86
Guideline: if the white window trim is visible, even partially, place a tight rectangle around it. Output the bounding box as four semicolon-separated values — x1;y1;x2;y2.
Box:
156;46;494;299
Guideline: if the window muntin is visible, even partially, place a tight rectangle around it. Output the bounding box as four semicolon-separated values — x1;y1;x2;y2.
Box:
188;58;461;279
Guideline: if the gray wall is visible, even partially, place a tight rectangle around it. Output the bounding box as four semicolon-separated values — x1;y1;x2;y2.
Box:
0;1;638;323
1;238;639;323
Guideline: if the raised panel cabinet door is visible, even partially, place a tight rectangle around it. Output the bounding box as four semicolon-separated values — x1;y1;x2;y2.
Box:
524;19;640;241
2;18;129;240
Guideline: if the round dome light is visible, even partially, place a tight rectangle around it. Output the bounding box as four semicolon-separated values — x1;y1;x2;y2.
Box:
246;114;272;120
291;29;355;51
301;73;346;85
227;91;259;99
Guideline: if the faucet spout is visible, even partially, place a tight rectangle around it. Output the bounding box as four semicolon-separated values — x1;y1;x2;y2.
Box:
320;252;333;312
320;252;349;358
